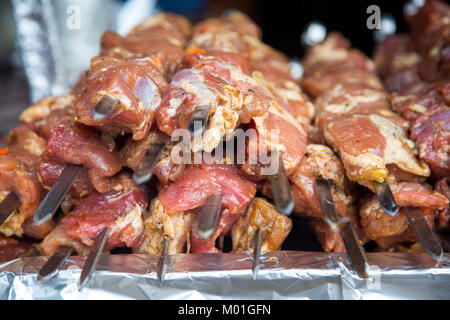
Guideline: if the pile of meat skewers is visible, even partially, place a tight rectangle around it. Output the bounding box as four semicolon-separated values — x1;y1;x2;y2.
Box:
0;1;448;276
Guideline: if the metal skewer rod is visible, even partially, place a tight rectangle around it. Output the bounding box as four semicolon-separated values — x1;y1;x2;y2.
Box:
188;104;211;137
316;178;369;278
373;180;399;217
37;246;74;282
316;179;339;231
252;228;264;280
0;191;20;227
133;141;169;185
78;227;109;290
157;236;169;283
92;95;119;121
34;164;82;224
194;193;223;240
403;207;443;265
340;222;369;278
269;152;294;216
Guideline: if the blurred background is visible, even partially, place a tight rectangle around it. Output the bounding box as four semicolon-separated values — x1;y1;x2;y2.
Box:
0;0;413;136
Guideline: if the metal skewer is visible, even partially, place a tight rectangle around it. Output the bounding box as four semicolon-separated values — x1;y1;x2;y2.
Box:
0;191;20;227
78;227;109;290
188;104;211;137
194;193;223;240
34;164;82;224
157;236;169;283
340;222;369;278
269;152;293;216
133;141;169;185
316;179;339;231
37;246;74;282
403;207;443;265
252;228;263;279
373;180;399;216
316;178;369;278
92;95;119;121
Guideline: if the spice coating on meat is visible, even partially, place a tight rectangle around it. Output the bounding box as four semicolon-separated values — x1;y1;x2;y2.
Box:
231;198;292;253
360;182;448;247
62;174;147;250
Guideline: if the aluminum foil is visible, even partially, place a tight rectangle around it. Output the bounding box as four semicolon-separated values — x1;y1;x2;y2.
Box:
11;0;118;102
0;252;448;300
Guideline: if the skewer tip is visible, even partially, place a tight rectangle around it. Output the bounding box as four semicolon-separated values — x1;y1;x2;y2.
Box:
372;180;399;216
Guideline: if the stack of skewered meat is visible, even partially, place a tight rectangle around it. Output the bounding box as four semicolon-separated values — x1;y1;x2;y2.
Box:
0;1;448;270
371;0;450;251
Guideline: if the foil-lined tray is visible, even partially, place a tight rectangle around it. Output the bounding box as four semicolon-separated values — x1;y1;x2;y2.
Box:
0;252;449;299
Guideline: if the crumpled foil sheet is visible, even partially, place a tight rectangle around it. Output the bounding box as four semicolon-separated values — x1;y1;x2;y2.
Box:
11;0;117;102
0;252;448;300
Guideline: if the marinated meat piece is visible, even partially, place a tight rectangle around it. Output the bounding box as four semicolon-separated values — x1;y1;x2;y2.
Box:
38;157;94;197
145;163;256;253
240;103;307;178
193;11;261;39
0;128;46;237
302;67;383;99
406;0;450;82
391;80;450;121
21;219;54;240
158;163;256;215
36;224;89;256
309;210;366;253
360;182;448;245
322;113;430;186
42;119;122;193
119;129;185;185
373;34;421;81
0;236;35;263
102;13;191;77
136;198;194;254
231;198;292;253
30;107;75;141
288;144;350;218
373;34;422;93
155;53;273;152
251;72;314;130
75;56;167;141
315;83;409;132
191;207;247;253
189;29;314;128
302;33;379;98
62;174;148;250
410;104;450;178
19;95;75;124
436;178;450;230
309;218;345;252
